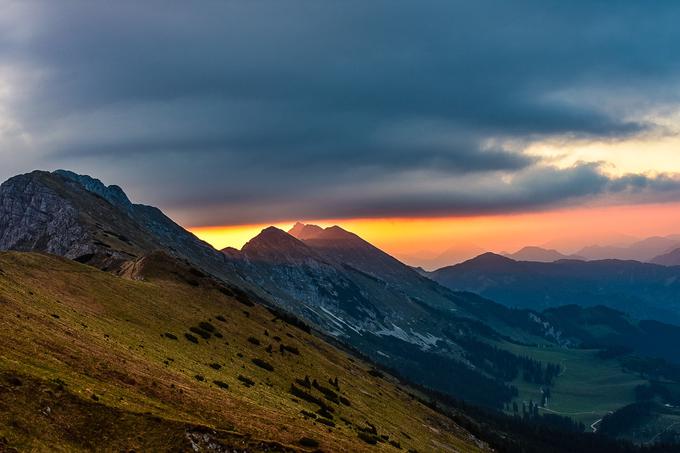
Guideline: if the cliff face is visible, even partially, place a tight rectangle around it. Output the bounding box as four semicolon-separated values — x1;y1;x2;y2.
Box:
0;170;236;279
0;172;88;258
53;170;134;212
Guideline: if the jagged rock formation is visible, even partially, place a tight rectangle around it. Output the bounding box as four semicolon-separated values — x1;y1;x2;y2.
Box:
0;171;155;268
0;170;246;286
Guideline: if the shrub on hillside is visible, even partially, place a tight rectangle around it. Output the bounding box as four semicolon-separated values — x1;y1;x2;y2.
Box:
295;376;312;389
298;437;319;448
251;358;274;371
238;375;255;387
190;326;211;339
313;380;339;403
358;431;379;444
290;384;335;415
300;410;317;419
280;344;300;355
198;321;215;332
213;380;229;390
317;417;335;427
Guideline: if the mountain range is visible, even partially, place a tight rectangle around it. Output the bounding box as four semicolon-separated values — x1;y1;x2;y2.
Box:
3;170;680;450
429;252;680;326
576;236;680;263
531;236;680;264
405;235;680;268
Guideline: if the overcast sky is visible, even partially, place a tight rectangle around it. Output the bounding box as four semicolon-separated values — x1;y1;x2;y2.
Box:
2;1;680;227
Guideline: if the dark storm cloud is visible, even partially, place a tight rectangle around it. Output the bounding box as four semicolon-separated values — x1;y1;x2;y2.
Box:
2;1;680;224
159;163;680;225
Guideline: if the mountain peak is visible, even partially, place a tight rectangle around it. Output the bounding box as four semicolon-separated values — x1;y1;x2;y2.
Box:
240;226;316;263
465;252;516;266
316;225;358;240
1;169;233;281
249;226;294;243
53;169;133;210
288;222;324;240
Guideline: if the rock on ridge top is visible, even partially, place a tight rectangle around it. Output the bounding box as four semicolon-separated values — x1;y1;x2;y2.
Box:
53;169;132;210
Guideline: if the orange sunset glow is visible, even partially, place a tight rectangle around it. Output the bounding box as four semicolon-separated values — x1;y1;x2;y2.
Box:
189;200;680;269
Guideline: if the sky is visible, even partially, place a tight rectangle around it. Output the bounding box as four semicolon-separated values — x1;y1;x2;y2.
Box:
2;1;680;266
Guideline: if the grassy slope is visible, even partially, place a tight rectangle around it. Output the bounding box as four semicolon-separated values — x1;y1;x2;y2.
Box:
502;342;646;428
0;252;486;452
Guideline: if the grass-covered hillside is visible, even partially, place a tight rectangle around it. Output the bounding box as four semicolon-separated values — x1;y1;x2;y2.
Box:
0;251;487;452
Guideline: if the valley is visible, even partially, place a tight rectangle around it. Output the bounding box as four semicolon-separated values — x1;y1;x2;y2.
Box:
502;343;646;428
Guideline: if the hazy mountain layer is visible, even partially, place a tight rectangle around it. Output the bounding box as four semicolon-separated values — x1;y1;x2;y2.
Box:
504;246;584;262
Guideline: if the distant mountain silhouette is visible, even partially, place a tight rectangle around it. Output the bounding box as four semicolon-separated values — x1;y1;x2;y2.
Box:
504;246;584;262
651;246;680;266
576;236;680;262
397;244;485;270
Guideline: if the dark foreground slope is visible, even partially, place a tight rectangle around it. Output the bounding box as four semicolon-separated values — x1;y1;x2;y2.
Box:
4;252;679;453
0;251;487;452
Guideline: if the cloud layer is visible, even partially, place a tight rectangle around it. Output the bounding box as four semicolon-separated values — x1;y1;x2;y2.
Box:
2;1;680;225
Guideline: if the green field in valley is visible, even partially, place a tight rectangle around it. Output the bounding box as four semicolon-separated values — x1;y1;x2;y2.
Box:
500;342;647;429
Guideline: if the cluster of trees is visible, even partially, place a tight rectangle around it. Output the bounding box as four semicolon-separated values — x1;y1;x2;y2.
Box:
635;381;680;405
515;401;585;433
599;402;655;437
456;336;561;385
541;387;551;407
522;360;561;386
361;332;519;408
595;344;634;360
621;355;680;382
410;383;675;453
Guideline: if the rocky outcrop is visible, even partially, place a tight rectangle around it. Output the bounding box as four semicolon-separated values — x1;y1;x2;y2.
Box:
53;169;133;212
0;172;91;259
0;170;237;279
